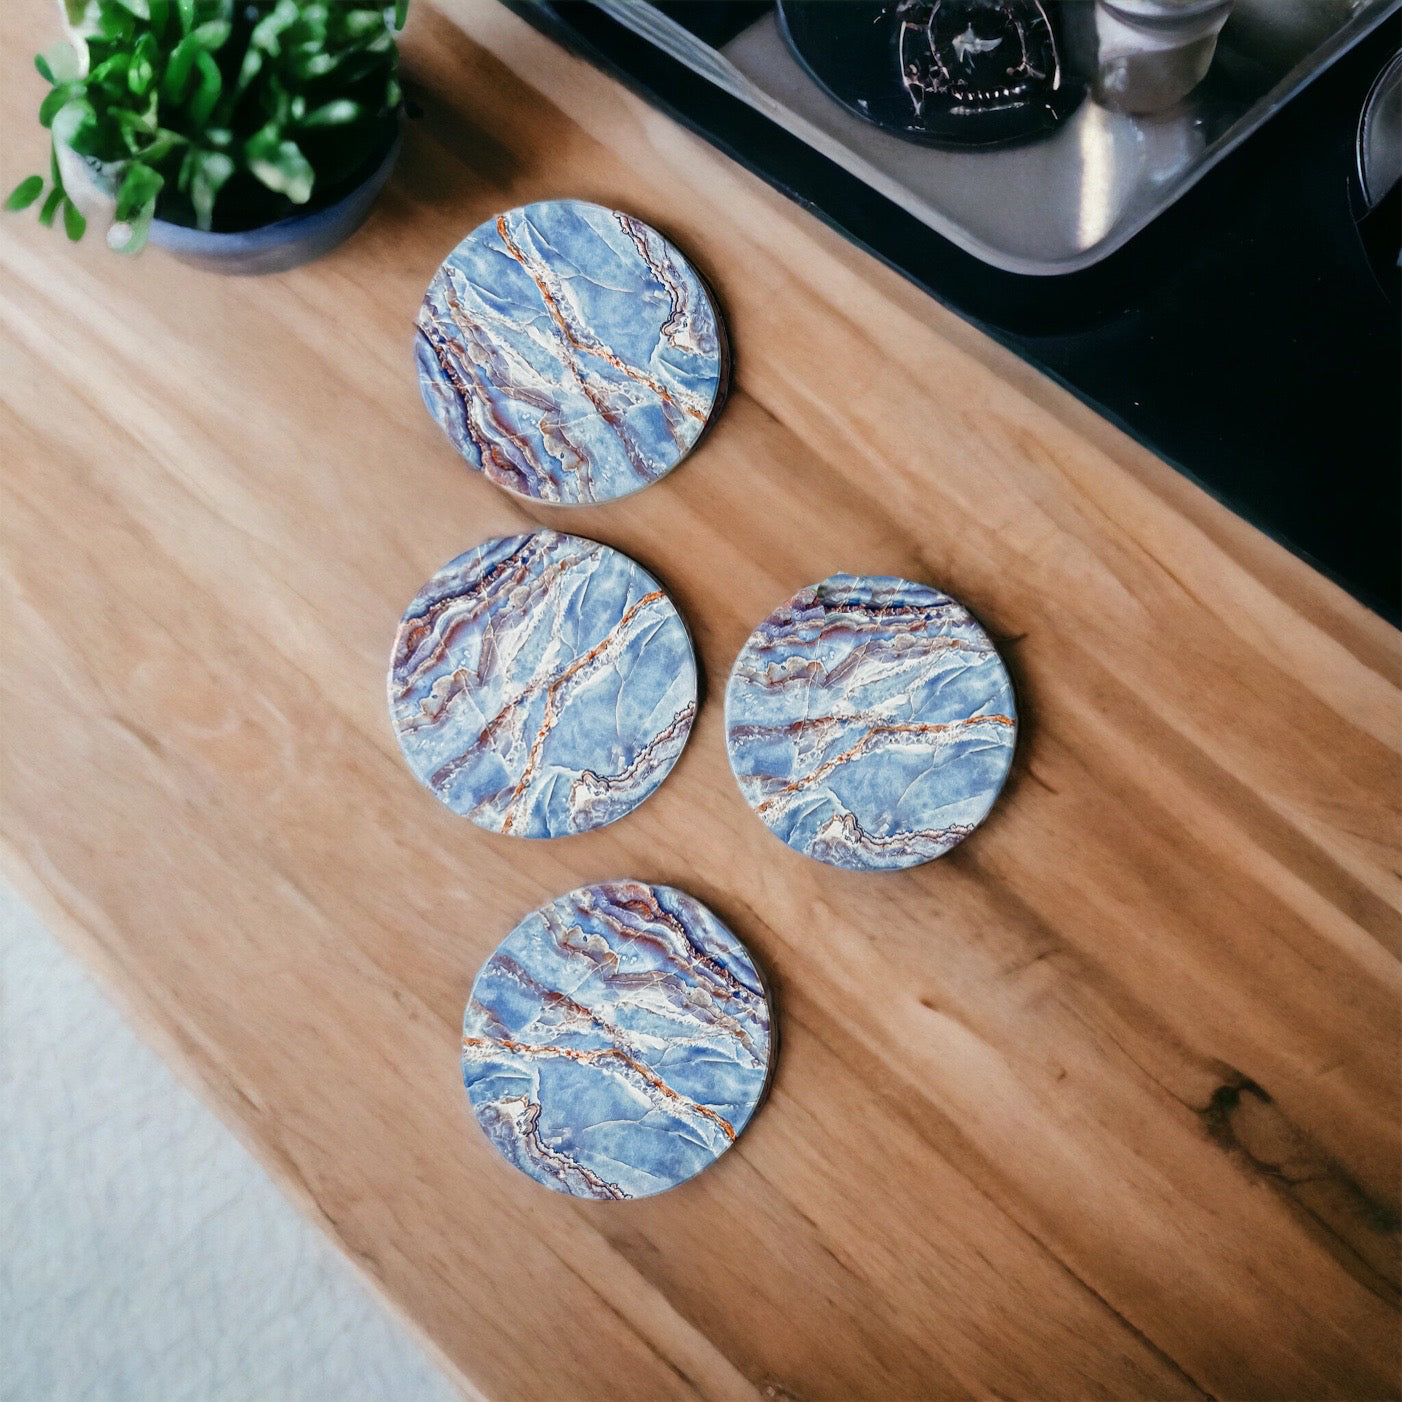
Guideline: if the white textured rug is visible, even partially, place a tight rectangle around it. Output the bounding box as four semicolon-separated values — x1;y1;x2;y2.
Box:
0;882;459;1402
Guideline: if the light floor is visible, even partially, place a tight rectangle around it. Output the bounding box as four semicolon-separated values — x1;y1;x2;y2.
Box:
0;882;460;1402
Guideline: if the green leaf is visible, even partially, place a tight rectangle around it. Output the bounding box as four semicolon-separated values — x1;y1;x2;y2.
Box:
191;18;231;50
187;48;223;126
342;8;388;38
38;85;72;128
113;106;158;143
162;32;201;102
189;148;232;229
295;51;337;79
136;127;186;164
96;7;135;42
39;188;64;227
87;53;133;86
29;0;405;244
128;32;157;94
234;46;261;98
115;162;163;221
250;0;299;55
5;175;45;211
285;12;324;47
62;197;86;241
300;98;360;126
245;130;313;203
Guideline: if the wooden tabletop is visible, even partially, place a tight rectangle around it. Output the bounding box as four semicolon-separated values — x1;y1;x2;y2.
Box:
2;3;1398;1397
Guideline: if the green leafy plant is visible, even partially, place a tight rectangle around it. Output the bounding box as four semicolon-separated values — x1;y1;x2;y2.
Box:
7;0;409;253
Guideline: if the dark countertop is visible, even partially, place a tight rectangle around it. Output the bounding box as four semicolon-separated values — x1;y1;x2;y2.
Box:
510;2;1401;621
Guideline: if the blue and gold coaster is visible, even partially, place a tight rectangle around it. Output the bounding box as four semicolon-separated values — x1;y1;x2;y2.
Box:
415;199;728;506
388;530;696;838
463;881;773;1199
725;575;1016;871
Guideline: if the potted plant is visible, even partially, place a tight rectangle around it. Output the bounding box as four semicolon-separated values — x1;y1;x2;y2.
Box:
7;0;409;273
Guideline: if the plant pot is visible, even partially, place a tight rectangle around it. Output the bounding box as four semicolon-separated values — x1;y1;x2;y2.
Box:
57;131;400;275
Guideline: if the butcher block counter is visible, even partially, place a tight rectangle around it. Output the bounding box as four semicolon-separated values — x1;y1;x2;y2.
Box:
1;2;1397;1398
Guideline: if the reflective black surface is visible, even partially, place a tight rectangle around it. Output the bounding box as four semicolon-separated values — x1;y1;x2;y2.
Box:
505;2;1401;620
777;0;1081;146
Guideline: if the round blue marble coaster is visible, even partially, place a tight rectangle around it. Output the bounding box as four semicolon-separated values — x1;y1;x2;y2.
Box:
388;530;696;838
725;575;1017;871
415;199;728;506
463;880;773;1199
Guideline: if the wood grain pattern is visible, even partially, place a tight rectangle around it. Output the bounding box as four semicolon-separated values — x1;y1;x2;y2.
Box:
2;3;1398;1397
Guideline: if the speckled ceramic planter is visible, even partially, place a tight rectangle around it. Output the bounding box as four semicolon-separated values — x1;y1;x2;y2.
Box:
388;530;697;838
462;880;774;1199
725;574;1017;871
415;198;729;505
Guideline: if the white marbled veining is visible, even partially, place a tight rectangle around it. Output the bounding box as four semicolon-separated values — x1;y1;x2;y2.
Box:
416;199;727;505
725;574;1017;870
463;880;773;1199
388;530;696;838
